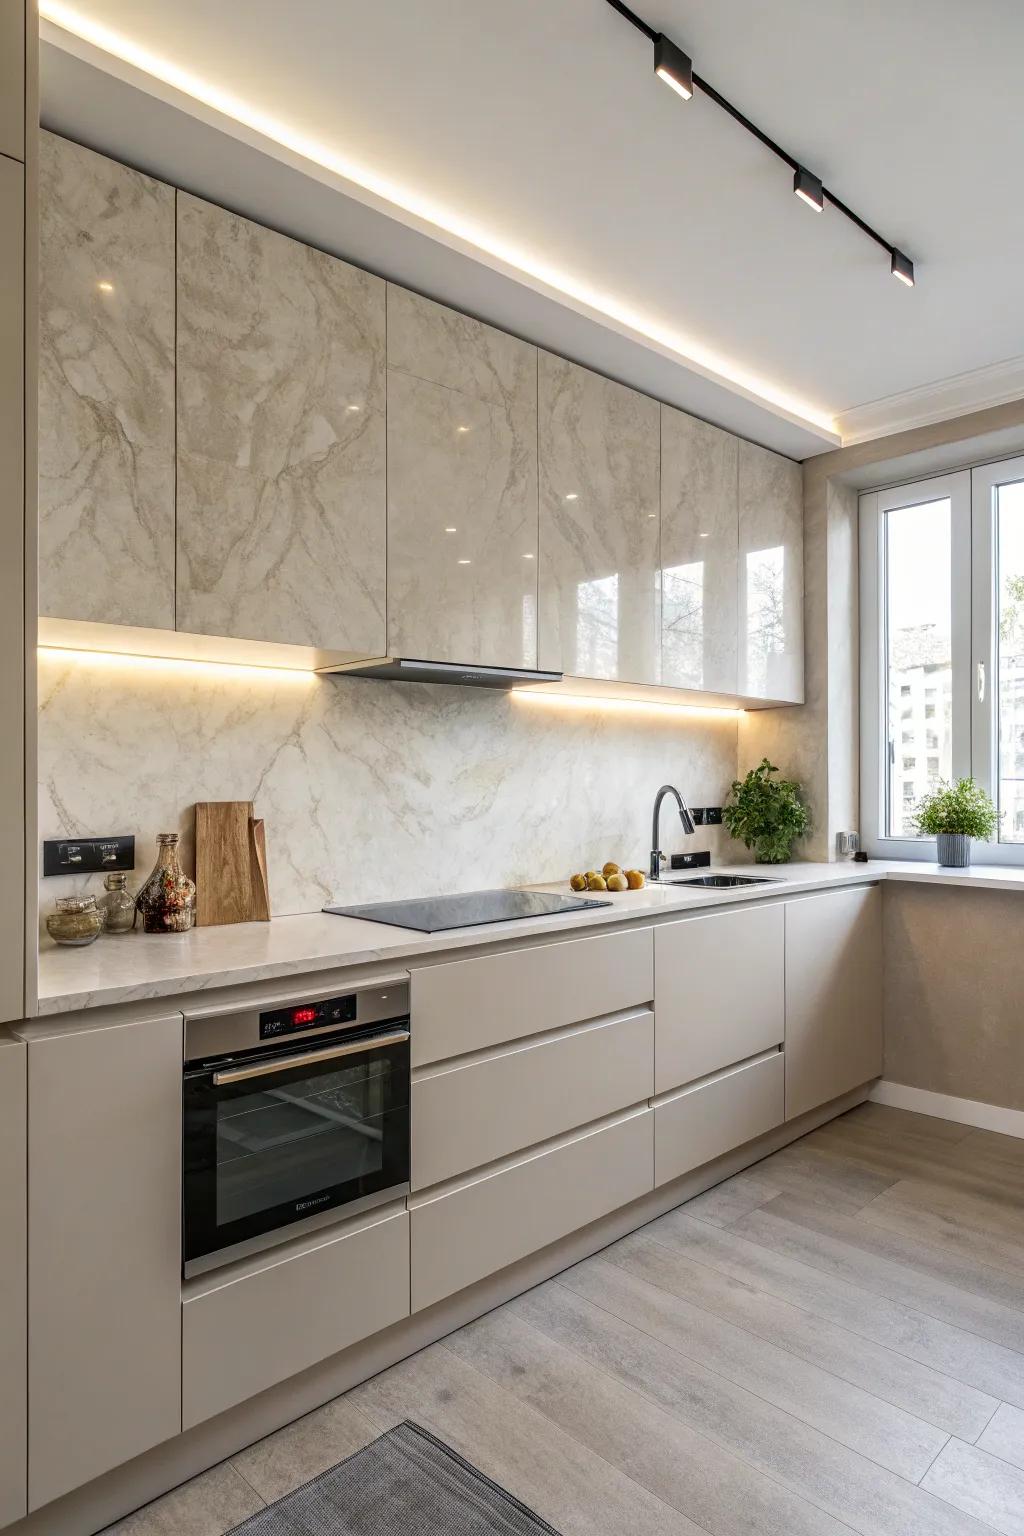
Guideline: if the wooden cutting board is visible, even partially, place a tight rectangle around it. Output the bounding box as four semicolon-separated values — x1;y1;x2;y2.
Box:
194;801;271;926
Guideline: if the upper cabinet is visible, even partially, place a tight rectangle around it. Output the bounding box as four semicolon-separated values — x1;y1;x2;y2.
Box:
0;0;24;161
38;133;175;628
176;194;386;653
386;288;538;668
539;355;660;684
737;439;804;703
661;406;738;694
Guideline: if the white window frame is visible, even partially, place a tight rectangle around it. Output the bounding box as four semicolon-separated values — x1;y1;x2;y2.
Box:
860;454;1024;864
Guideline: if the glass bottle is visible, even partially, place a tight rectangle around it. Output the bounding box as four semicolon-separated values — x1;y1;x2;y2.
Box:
99;871;136;934
46;895;104;947
135;833;196;934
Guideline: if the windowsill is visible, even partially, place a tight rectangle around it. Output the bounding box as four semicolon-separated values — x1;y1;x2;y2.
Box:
875;859;1024;893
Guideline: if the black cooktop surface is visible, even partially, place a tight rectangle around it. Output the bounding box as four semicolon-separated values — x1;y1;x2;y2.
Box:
323;889;612;933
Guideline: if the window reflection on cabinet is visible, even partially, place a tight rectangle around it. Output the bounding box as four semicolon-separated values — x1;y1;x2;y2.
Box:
738;439;804;703
539;354;660;684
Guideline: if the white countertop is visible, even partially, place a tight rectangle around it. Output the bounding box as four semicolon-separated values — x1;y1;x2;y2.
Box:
35;858;1024;1016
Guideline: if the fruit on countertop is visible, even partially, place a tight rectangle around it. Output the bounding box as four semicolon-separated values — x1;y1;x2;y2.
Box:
568;873;588;892
602;861;621;877
586;873;608;891
625;869;646;889
569;863;645;892
606;872;628;892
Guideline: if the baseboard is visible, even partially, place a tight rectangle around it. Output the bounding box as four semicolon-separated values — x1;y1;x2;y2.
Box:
869;1078;1024;1140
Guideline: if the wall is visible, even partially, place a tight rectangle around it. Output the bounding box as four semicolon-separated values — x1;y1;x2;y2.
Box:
38;652;736;923
883;882;1024;1113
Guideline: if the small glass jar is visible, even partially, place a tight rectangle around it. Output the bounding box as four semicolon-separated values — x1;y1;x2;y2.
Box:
46;895;104;947
99;871;136;934
135;833;196;934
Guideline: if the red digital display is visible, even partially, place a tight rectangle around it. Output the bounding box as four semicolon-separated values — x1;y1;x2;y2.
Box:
291;1006;318;1026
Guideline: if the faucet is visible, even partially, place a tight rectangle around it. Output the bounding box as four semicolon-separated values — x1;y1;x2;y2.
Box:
650;784;696;880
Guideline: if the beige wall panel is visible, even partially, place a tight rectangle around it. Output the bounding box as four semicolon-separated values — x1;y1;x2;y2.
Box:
409;927;653;1066
0;153;24;1025
654;903;784;1094
655;1050;784;1186
785;884;882;1121
38;133;175;627
411;1109;653;1311
412;1007;654;1190
0;0;24;162
182;1208;409;1430
0;1037;26;1528
28;1014;182;1509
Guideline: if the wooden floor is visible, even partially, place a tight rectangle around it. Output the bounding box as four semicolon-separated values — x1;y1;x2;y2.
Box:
106;1103;1024;1535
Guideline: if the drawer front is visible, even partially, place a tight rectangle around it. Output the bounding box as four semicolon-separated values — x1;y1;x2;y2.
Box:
411;1110;653;1311
654;1051;784;1187
412;1008;654;1190
410;926;653;1066
182;1208;409;1429
655;903;784;1094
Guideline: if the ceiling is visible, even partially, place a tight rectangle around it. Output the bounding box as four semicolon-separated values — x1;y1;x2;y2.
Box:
38;0;1024;456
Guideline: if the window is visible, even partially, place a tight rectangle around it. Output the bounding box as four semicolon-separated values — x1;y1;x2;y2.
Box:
861;456;1024;862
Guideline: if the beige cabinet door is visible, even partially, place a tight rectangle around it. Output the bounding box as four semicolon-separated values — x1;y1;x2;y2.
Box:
386;287;538;668
538;353;661;683
785;885;882;1120
38;133;176;628
177;193;386;653
0;0;25;162
661;406;738;694
655;903;784;1093
0;1037;26;1528
737;439;804;703
28;1014;183;1510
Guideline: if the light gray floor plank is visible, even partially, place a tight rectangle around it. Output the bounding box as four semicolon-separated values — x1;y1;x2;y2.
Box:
679;1169;783;1226
958;1128;1024;1166
786;1128;1024;1215
348;1339;704;1536
754;1144;900;1210
978;1405;1024;1472
839;1104;973;1144
230;1395;380;1503
857;1183;1024;1278
511;1278;992;1536
99;1463;262;1536
606;1226;998;1441
921;1439;1024;1535
446;1303;852;1536
557;1253;949;1481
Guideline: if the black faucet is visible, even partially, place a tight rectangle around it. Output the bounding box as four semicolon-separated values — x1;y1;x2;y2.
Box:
650;784;696;881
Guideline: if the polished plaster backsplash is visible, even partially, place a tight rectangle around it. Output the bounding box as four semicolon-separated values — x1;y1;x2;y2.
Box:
38;654;737;925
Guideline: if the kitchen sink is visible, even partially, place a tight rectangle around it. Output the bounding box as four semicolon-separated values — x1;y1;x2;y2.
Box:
665;874;781;888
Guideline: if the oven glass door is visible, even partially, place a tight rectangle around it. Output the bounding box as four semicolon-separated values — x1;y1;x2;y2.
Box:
183;1024;409;1268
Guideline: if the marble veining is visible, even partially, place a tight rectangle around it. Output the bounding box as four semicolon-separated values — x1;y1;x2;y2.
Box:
538;354;661;684
737;438;804;702
38;132;175;628
176;193;386;652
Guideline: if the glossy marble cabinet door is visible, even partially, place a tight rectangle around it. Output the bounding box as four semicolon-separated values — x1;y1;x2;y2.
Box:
386;287;538;667
177;194;386;652
737;438;804;702
539;354;660;682
660;406;738;693
38;133;175;627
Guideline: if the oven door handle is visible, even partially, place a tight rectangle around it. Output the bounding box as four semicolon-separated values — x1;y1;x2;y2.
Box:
211;1029;410;1086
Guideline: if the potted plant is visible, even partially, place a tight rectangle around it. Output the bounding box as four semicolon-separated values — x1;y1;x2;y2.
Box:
722;758;810;864
912;778;998;867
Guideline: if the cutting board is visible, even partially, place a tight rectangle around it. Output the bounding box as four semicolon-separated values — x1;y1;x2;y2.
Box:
194;801;271;926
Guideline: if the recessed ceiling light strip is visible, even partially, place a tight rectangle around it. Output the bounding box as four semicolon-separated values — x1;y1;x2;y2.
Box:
605;0;915;286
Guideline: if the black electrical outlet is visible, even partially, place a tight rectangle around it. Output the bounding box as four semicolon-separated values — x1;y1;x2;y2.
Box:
690;807;706;826
704;806;723;825
669;850;711;871
43;835;135;876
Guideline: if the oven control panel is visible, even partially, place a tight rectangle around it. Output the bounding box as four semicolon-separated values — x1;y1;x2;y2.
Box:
259;993;357;1039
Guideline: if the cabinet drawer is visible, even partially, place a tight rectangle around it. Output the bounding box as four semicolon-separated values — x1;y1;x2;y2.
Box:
182;1208;409;1429
412;1008;653;1190
410;927;653;1066
655;903;784;1093
654;1051;784;1187
411;1109;653;1311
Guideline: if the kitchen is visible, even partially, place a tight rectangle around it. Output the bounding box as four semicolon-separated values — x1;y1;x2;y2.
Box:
3;4;1024;1535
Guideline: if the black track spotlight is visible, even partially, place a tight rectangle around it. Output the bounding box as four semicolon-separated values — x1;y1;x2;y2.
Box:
653;34;692;100
793;167;824;212
891;250;915;287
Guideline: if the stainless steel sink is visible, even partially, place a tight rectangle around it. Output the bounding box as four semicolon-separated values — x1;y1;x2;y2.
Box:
664;874;780;888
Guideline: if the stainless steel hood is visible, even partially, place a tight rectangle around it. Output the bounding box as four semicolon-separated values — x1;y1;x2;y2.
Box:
324;657;563;689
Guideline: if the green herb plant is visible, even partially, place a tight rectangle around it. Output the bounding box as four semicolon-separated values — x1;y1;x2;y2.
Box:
912;778;998;840
722;758;810;865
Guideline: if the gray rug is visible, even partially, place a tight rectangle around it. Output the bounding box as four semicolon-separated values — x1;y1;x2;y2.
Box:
227;1420;563;1535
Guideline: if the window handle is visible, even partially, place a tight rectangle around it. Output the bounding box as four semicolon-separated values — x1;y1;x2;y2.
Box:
977;661;986;704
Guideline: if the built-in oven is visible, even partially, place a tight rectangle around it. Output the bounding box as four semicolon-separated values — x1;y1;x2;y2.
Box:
183;979;410;1277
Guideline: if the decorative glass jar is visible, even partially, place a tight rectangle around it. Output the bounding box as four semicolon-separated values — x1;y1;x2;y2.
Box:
46;895;104;947
135;833;196;934
99;871;136;934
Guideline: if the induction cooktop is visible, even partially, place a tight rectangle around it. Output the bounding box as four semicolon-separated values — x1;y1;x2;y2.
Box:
323;888;612;933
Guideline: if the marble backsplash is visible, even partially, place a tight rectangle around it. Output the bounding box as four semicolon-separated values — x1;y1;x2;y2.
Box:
38;653;738;927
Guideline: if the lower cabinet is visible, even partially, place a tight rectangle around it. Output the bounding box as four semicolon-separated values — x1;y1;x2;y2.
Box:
654;1051;784;1187
26;1014;183;1511
410;1109;653;1311
784;884;882;1121
182;1206;409;1429
0;1037;26;1530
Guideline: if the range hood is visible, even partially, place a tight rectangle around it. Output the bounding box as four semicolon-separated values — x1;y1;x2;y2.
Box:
326;657;563;689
